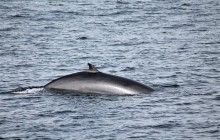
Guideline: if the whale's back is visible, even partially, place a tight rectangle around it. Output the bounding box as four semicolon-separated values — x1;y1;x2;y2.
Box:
45;71;153;94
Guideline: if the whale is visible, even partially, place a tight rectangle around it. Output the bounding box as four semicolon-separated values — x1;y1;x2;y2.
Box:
45;63;154;95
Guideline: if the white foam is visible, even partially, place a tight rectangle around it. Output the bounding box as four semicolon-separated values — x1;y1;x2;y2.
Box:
13;87;44;94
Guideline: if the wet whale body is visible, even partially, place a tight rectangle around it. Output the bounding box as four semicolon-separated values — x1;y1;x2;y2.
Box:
45;64;154;95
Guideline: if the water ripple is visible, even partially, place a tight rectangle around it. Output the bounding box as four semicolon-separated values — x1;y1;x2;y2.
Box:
0;0;220;139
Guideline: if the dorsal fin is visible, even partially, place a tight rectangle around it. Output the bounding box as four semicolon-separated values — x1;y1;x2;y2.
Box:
88;63;99;73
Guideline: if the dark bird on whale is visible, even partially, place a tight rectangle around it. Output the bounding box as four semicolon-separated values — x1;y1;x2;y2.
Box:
45;63;154;95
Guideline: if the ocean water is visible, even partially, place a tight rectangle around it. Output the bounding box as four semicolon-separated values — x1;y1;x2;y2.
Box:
0;0;220;139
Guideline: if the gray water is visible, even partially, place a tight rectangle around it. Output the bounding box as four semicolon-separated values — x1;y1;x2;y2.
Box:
0;0;220;139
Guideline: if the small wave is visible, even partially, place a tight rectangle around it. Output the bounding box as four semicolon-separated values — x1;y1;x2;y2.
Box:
184;92;215;96
181;3;191;7
51;10;80;15
149;123;180;129
129;122;181;130
110;41;149;46
93;10;134;17
44;26;60;29
163;23;195;29
9;14;27;18
13;86;44;94
0;5;10;9
191;73;220;79
116;1;130;4
0;27;17;31
53;110;76;114
198;41;220;45
115;19;140;24
50;9;133;17
160;84;180;88
121;67;135;72
213;95;220;100
110;10;133;15
77;36;89;40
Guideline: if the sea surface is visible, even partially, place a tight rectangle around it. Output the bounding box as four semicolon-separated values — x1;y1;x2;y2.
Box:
0;0;220;139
